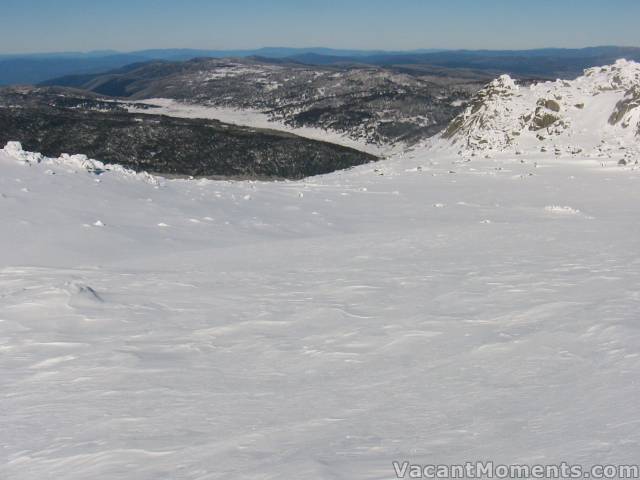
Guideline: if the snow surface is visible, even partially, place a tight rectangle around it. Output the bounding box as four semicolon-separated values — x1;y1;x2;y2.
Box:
2;133;640;479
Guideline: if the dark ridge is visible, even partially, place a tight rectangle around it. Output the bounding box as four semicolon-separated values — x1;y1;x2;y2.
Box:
0;87;378;179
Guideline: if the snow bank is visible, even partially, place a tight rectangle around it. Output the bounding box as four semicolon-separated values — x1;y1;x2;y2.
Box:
1;141;162;185
1;130;640;479
2;141;45;164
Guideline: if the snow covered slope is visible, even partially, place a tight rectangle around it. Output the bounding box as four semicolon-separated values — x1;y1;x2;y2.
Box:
2;138;640;479
127;98;396;156
438;59;640;162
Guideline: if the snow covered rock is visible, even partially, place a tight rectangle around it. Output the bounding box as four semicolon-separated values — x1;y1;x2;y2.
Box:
2;141;44;164
442;74;523;152
609;85;640;134
438;59;640;156
1;141;162;185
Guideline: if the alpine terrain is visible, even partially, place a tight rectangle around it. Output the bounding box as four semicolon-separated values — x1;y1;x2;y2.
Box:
2;59;640;479
0;86;377;179
439;59;640;160
43;57;491;148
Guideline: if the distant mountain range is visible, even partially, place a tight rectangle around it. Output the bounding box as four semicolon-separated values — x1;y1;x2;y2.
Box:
2;46;640;86
0;47;442;85
0;47;444;61
284;46;640;78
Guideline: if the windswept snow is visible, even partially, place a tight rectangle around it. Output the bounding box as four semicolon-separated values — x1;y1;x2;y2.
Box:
2;130;640;479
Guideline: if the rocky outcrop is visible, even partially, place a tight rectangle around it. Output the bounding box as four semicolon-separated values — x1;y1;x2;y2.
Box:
609;85;640;134
439;59;640;155
441;74;523;151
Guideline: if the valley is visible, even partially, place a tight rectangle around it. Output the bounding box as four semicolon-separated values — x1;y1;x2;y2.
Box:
0;86;378;179
43;57;489;148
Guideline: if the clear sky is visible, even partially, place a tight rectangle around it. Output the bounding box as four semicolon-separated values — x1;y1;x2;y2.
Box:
2;0;639;54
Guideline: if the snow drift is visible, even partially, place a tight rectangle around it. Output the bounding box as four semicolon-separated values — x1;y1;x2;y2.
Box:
2;62;640;480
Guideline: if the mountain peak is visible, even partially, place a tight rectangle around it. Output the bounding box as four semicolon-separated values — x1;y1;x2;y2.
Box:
490;74;519;91
438;59;640;158
580;58;640;92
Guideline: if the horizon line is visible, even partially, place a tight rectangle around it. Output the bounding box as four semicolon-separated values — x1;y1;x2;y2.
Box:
2;44;639;57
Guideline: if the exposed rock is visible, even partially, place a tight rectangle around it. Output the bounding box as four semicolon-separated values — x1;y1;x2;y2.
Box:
542;99;561;112
441;75;525;150
609;85;640;130
439;59;640;155
530;109;561;131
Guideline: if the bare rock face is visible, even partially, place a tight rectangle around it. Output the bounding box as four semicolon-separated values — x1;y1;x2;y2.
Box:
528;99;564;131
529;111;560;131
609;85;640;133
0;87;377;179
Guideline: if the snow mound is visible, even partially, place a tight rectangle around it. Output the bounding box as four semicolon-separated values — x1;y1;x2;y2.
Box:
581;58;640;92
437;59;640;158
544;205;581;215
1;141;162;185
65;280;104;304
3;141;45;164
491;74;520;91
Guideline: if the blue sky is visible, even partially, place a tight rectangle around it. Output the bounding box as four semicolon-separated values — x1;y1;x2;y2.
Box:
2;0;639;54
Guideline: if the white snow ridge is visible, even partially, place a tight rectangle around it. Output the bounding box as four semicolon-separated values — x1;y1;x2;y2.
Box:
2;61;640;480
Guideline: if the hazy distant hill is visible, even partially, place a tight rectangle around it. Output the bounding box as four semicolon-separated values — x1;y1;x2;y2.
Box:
286;46;640;78
41;57;489;147
0;47;439;85
3;46;640;85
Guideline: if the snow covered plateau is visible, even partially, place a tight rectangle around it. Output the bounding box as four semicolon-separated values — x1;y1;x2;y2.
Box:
2;61;640;479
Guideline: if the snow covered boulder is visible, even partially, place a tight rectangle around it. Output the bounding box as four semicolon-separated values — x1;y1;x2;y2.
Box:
2;141;44;164
58;153;107;174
